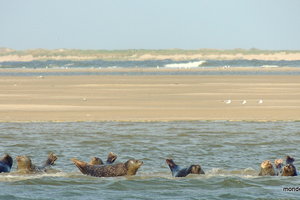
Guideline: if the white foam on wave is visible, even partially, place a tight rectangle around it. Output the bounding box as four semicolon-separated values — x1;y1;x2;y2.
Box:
164;60;206;68
0;172;68;182
261;65;280;68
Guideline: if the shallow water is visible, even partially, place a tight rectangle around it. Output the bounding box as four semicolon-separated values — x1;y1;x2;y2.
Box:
0;121;300;199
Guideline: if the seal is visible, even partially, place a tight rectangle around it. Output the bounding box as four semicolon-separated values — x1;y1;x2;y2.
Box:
16;152;58;174
258;160;275;176
166;159;205;177
71;158;143;177
0;154;13;173
274;159;283;176
89;152;117;165
282;156;297;176
286;155;295;165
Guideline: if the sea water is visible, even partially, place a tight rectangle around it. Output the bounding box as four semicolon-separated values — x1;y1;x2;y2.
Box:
0;121;300;199
1;59;300;76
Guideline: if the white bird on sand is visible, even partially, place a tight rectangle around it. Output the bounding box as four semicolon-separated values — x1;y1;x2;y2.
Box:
224;100;232;104
242;100;247;104
258;99;263;104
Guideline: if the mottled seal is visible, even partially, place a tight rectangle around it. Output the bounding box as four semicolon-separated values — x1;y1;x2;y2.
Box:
282;156;297;176
258;160;275;176
89;152;117;165
166;159;205;177
16;152;58;174
71;158;143;177
0;154;13;173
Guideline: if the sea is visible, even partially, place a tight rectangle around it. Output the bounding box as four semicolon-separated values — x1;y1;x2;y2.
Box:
0;121;300;200
1;59;300;76
0;59;300;199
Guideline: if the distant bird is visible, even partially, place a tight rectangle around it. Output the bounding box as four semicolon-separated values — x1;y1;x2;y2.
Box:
224;100;232;104
242;100;247;105
258;99;263;104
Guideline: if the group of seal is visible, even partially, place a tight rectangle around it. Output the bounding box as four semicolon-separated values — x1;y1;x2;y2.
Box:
1;152;298;178
259;156;298;176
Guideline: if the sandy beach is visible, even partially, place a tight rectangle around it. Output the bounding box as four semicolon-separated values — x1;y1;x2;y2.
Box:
0;69;299;122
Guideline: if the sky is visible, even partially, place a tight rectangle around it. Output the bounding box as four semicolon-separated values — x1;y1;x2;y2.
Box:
0;0;300;50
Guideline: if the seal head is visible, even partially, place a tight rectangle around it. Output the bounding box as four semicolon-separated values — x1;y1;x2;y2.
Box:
282;164;297;176
0;154;13;173
16;155;35;173
190;164;205;175
90;157;104;165
258;160;275;176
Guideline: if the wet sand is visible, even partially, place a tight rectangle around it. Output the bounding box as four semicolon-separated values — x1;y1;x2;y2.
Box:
0;72;300;122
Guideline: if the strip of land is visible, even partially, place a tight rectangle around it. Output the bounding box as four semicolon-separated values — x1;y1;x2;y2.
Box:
0;72;299;122
1;48;300;61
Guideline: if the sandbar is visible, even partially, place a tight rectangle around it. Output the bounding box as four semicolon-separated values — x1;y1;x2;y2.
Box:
0;73;299;122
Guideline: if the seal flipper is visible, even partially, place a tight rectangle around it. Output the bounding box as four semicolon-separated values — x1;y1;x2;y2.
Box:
106;152;117;164
286;156;295;165
40;152;58;169
71;158;90;175
166;159;181;177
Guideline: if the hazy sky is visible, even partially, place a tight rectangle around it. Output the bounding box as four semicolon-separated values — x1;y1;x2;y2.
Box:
1;0;299;50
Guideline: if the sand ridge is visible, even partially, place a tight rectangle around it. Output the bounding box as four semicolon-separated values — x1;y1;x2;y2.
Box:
0;74;299;122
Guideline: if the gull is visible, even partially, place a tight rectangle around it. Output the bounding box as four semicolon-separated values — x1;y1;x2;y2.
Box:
242;100;247;104
224;100;232;104
258;99;263;104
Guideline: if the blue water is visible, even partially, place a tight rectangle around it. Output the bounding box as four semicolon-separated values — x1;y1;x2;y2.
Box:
1;59;300;69
1;59;300;76
0;121;300;199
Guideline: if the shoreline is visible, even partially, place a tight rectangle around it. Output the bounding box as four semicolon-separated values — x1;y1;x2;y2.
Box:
0;75;299;122
1;66;300;73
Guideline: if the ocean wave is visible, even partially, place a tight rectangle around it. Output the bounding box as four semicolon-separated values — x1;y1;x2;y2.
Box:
164;60;206;68
260;65;280;68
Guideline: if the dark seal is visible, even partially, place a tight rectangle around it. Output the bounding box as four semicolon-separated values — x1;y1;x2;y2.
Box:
282;156;297;176
16;152;58;174
258;160;275;176
89;152;118;165
166;159;205;177
71;158;143;177
0;154;13;173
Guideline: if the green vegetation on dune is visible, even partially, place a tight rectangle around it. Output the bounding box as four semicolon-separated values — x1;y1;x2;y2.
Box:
0;48;300;61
